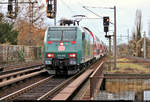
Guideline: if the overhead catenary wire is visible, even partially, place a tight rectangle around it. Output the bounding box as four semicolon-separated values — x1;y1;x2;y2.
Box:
60;0;74;15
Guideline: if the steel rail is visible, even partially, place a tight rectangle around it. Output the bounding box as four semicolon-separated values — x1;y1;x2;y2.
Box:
126;56;150;62
0;64;43;75
37;68;86;100
0;66;44;80
0;69;46;88
37;76;76;100
103;73;150;79
52;68;94;100
0;75;53;101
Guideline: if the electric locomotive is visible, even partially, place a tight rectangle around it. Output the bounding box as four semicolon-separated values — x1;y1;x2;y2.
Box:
43;26;95;75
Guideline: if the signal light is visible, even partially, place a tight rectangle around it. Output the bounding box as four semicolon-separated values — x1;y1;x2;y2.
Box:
68;53;77;58
8;4;13;12
47;4;52;13
46;0;56;18
103;16;109;33
103;16;109;26
47;53;54;58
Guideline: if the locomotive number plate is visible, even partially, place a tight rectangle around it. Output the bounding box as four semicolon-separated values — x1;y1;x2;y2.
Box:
58;46;65;51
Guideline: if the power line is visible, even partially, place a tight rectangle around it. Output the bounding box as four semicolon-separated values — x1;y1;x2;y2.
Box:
83;6;102;18
60;0;74;15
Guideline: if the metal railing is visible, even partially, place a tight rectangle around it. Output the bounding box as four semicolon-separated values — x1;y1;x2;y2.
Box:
96;57;150;101
90;61;105;100
97;77;150;101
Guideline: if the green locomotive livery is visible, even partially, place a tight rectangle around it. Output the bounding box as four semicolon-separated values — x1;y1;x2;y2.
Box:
44;26;95;75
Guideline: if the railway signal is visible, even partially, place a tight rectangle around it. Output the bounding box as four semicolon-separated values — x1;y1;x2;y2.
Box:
103;16;109;26
8;0;13;13
1;0;38;19
103;16;109;33
6;0;18;19
104;26;109;33
46;0;56;18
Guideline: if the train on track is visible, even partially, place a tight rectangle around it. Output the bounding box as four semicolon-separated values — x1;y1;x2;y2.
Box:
44;22;107;75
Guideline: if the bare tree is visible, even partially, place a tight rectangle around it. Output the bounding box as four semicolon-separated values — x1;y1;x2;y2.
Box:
135;9;142;57
135;9;142;41
14;0;46;46
129;9;142;57
14;0;45;28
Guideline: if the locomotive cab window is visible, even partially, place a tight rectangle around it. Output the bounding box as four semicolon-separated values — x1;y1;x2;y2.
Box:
63;31;76;41
48;31;62;41
48;28;76;41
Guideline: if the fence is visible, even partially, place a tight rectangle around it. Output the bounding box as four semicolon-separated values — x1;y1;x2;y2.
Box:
0;45;42;65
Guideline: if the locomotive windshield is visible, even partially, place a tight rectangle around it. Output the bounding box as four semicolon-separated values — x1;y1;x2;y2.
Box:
63;31;76;41
48;28;76;41
48;31;62;41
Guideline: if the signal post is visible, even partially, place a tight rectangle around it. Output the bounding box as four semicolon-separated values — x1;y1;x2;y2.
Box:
103;16;111;71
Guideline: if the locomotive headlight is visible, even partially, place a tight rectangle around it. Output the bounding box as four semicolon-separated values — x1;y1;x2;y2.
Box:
47;53;54;58
68;53;77;58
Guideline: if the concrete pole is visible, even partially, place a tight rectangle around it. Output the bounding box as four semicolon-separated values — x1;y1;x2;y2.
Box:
54;0;57;26
109;36;111;55
108;36;111;71
144;31;146;59
54;18;56;26
113;6;117;69
127;29;129;56
15;0;18;17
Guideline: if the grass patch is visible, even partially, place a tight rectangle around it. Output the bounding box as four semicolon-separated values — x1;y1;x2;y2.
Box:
108;58;150;74
117;58;129;62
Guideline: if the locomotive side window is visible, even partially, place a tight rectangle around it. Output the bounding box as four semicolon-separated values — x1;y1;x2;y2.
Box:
82;32;85;40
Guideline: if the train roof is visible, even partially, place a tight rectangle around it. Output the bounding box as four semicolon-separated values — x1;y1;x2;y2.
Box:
48;25;79;28
82;27;95;40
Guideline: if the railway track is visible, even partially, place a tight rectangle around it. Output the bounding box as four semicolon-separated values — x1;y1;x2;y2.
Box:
0;65;92;101
0;63;43;76
15;76;70;100
52;57;107;100
0;64;45;88
0;57;107;101
0;76;52;101
0;69;83;101
0;60;42;72
126;56;150;62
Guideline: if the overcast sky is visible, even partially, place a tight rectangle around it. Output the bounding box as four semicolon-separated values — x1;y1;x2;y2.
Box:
41;0;150;45
1;0;150;45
